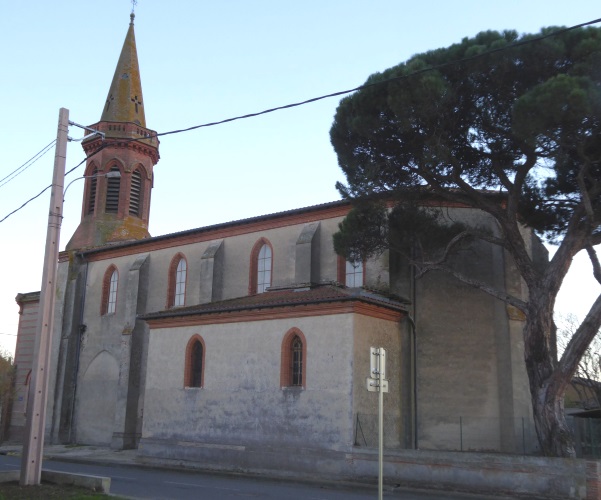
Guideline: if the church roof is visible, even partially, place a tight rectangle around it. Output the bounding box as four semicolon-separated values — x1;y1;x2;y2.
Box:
140;283;409;322
74;199;352;260
100;13;146;126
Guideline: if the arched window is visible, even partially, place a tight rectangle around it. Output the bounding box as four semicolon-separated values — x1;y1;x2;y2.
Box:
338;256;364;288
101;265;119;315
290;335;303;386
167;253;187;307
105;166;121;213
129;168;143;216
257;244;272;293
249;238;273;294
86;167;98;214
280;328;307;388
345;260;364;287
184;335;205;388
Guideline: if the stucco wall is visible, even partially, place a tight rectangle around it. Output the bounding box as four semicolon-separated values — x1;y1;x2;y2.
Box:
67;209;396;446
412;207;533;452
74;254;144;445
39;200;537;456
10;296;39;441
142;314;356;452
84;214;367;316
352;314;402;448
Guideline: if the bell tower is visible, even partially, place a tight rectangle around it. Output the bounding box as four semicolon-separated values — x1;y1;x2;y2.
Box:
67;13;159;250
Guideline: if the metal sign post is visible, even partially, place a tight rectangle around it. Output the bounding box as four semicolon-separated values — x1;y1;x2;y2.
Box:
366;347;387;500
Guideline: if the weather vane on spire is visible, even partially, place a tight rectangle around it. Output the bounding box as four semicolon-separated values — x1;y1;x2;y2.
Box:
130;0;137;24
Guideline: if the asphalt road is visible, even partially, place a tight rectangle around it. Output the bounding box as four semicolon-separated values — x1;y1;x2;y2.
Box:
0;454;520;499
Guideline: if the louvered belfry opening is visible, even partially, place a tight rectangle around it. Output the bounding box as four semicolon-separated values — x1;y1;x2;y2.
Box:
87;168;98;214
129;169;142;216
105;166;121;213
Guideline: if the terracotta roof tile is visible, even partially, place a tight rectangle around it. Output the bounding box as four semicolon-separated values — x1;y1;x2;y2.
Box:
140;284;408;320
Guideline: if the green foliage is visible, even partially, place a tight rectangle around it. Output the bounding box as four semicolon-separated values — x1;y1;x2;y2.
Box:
0;351;14;402
333;200;468;262
330;26;601;243
330;25;601;457
387;203;469;258
333;202;388;262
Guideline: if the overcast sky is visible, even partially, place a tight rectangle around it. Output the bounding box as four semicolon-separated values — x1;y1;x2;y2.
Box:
0;1;599;355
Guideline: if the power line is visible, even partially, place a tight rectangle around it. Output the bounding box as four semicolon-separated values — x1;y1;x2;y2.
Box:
1;17;600;225
146;17;601;140
0;139;56;189
0;143;108;225
75;17;600;148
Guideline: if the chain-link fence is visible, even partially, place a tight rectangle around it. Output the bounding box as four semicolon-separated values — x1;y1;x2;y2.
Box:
354;413;403;449
569;416;601;458
418;415;536;454
354;413;536;454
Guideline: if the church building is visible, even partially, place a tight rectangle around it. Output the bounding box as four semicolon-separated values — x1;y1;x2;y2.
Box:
11;15;544;475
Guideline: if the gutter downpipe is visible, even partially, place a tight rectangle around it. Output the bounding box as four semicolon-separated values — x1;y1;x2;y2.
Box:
409;245;418;450
407;314;418;449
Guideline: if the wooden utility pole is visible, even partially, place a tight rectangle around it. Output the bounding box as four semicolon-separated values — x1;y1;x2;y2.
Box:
20;108;69;485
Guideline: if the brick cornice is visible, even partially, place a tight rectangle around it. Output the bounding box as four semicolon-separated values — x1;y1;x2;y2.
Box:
76;202;353;262
66;194;491;263
144;300;404;329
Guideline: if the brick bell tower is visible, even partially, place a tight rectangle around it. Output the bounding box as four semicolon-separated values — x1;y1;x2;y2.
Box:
67;13;159;250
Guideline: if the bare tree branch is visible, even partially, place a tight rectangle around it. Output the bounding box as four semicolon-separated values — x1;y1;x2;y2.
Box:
577;159;595;221
585;245;601;285
415;263;528;311
557;292;601;384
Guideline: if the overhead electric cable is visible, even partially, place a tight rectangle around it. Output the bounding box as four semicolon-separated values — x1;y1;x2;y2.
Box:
0;184;53;224
0;139;56;189
0;143;108;224
1;17;600;225
144;17;601;140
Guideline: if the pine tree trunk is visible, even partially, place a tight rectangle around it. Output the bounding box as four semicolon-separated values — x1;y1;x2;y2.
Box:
524;304;576;457
529;377;576;457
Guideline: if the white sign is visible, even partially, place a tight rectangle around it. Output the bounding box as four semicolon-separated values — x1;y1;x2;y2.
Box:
370;346;386;379
366;377;389;393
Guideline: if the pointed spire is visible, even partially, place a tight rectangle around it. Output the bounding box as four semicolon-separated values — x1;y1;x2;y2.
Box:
100;14;146;126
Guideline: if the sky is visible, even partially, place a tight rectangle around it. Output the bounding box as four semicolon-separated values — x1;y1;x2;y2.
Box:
0;1;599;356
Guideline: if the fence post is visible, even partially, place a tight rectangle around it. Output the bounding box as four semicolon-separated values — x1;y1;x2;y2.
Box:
591;419;601;458
573;417;583;457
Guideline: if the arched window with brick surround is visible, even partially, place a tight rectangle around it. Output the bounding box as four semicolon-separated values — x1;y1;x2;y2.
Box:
280;328;307;388
184;335;205;388
337;256;365;288
101;265;119;315
167;253;187;307
249;238;273;294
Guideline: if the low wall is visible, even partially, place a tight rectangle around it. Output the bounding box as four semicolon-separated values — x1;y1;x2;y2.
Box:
139;438;600;499
350;448;597;500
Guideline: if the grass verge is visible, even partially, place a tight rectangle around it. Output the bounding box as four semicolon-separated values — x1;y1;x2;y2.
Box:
0;481;127;499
